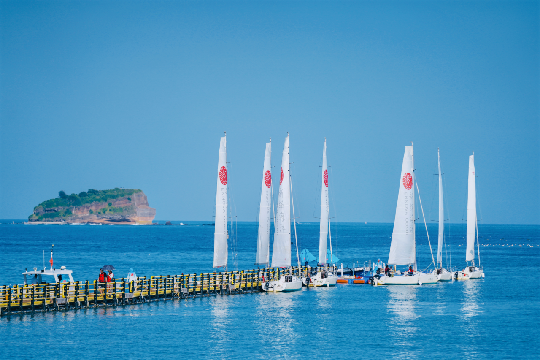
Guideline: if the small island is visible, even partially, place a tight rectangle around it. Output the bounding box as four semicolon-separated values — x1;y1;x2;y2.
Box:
28;188;156;224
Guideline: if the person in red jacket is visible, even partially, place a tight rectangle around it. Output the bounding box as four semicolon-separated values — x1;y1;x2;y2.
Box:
98;269;106;294
99;269;106;283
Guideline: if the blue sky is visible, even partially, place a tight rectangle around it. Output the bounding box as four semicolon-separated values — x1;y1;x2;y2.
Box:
0;1;538;224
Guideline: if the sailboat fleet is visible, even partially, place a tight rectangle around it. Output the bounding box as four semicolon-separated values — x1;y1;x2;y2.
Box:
212;133;484;291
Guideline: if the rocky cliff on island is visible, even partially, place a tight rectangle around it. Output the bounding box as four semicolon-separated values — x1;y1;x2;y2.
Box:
28;188;156;224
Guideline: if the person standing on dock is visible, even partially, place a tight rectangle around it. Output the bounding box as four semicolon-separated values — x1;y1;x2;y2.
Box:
99;269;106;283
127;268;137;292
98;269;106;294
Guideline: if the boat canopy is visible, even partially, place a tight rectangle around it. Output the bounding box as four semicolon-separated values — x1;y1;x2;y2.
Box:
22;267;74;284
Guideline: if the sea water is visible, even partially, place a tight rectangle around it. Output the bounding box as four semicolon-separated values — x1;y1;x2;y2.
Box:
0;222;538;359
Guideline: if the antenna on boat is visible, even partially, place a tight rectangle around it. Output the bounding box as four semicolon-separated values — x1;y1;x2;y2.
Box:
50;244;54;270
43;250;45;270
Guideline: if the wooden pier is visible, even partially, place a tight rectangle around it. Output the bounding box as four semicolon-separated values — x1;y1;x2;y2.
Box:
0;267;308;316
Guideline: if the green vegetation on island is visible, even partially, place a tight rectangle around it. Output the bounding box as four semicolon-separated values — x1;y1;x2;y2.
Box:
29;188;142;221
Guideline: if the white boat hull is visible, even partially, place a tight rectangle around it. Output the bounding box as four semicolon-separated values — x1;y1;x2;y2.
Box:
377;274;420;285
456;267;484;280
377;272;438;285
262;275;302;292
305;272;337;287
433;268;453;282
418;272;438;284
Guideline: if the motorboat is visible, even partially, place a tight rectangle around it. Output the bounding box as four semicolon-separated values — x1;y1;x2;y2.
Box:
23;266;74;284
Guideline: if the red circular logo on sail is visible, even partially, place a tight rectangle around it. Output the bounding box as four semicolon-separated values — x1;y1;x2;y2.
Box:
324;169;328;187
219;166;227;185
280;168;284;185
264;170;271;188
402;173;413;190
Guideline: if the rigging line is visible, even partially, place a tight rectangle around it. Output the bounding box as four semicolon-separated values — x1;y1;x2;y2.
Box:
290;173;301;269
476;201;481;268
228;164;239;272
329;165;338;256
416;180;436;266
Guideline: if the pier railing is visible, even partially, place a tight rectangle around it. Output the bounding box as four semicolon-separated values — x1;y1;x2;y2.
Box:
0;265;316;315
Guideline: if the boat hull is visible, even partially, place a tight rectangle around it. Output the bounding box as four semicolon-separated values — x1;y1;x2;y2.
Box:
261;276;302;292
418;272;438;284
377;274;420;285
377;272;438;285
310;274;338;287
433;268;453;282
455;267;484;280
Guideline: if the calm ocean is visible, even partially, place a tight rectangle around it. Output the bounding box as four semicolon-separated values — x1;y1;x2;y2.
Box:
0;222;538;359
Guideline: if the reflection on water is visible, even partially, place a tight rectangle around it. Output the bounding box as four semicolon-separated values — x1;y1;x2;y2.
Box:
460;280;483;358
254;292;297;350
210;295;231;351
387;286;419;324
461;280;481;319
386;286;420;358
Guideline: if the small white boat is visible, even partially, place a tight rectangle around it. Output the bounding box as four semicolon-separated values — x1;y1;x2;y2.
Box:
69;222;84;225
377;144;438;286
22;245;74;284
434;267;453;282
456;154;484;280
23;266;74;284
262;275;303;292
434;149;453;282
309;139;338;288
262;134;302;292
305;269;338;287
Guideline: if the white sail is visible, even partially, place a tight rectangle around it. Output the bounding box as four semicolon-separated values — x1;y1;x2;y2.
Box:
388;145;416;266
437;148;444;266
318;139;329;265
272;134;291;268
213;134;228;268
466;154;476;262
256;141;272;266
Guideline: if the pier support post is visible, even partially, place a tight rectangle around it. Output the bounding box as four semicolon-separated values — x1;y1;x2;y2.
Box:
93;280;97;307
7;287;11;315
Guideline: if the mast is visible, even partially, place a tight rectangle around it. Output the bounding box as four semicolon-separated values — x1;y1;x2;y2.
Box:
437;148;444;268
318;138;329;265
388;145;416;267
272;134;291;268
412;143;416;271
466;153;476;264
255;140;272;266
213;133;228;268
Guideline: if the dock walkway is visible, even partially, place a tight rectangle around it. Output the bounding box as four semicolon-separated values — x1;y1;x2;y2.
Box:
0;266;312;316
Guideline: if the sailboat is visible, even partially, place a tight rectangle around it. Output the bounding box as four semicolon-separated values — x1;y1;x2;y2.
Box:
255;140;272;267
455;153;484;280
262;134;302;292
213;133;228;269
305;139;337;287
377;144;438;285
434;148;453;281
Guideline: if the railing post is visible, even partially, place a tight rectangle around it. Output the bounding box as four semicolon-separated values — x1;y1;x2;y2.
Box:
31;285;35;312
85;280;89;307
7;287;11;315
75;281;80;309
93;280;97;307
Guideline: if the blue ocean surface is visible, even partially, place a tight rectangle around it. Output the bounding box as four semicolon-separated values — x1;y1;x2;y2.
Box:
0;221;538;359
